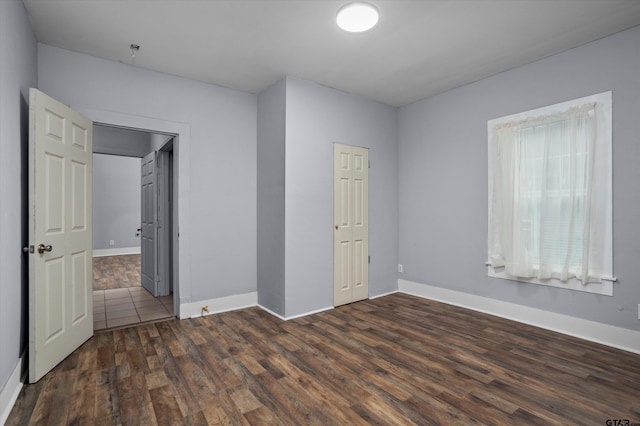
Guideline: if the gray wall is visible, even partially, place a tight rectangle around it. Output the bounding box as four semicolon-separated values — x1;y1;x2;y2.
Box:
284;77;399;318
0;0;36;398
94;124;151;157
92;154;142;250
398;25;640;331
257;79;287;316
38;44;257;303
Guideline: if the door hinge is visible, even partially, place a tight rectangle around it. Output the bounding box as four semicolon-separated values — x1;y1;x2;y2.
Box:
368;255;370;264
368;160;371;168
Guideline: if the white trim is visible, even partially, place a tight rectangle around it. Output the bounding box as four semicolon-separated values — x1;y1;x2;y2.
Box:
180;292;257;319
286;306;333;320
257;305;287;321
257;304;334;321
489;268;613;296
73;106;191;318
370;290;399;299
93;247;141;257
258;293;403;320
399;279;640;355
0;356;24;425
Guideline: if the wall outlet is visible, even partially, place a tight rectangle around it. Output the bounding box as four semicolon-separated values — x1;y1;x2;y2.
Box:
398;264;403;273
109;240;115;246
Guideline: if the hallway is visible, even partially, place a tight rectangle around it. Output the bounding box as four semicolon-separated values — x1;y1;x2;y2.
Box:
92;254;173;330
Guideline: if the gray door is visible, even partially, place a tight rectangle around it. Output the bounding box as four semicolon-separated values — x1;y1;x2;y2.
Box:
141;151;158;296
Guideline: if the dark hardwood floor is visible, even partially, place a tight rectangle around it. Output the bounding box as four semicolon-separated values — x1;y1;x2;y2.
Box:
7;293;640;425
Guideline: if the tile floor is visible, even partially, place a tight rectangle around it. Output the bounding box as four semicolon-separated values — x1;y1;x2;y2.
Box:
93;287;174;330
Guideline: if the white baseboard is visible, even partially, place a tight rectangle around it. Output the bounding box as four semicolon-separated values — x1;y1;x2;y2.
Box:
284;306;333;320
93;247;141;257
246;291;402;322
1;355;24;426
258;305;334;321
370;289;399;299
257;304;287;320
180;292;258;319
399;279;640;355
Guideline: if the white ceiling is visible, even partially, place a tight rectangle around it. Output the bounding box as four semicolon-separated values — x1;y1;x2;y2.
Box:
22;0;640;107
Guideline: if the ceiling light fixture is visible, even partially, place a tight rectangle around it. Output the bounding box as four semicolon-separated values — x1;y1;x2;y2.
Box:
336;2;379;33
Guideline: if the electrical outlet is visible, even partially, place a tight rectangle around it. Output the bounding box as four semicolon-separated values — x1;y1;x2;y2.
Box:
398;264;403;273
109;240;115;246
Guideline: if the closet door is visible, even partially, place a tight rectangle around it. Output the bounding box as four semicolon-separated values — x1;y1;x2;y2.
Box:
333;144;369;307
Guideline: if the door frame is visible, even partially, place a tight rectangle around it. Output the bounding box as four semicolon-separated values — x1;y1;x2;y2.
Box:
78;107;190;318
157;139;175;297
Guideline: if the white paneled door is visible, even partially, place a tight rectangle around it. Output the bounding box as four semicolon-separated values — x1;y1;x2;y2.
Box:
28;89;93;383
141;151;158;297
334;144;369;307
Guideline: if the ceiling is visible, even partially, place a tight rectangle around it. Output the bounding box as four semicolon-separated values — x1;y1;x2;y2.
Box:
22;0;640;107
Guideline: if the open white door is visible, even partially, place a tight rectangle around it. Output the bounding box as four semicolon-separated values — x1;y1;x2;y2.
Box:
334;144;369;307
141;151;158;296
28;89;93;383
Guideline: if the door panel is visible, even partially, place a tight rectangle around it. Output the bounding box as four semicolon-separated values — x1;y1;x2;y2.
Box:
71;160;88;230
334;144;369;306
44;257;64;341
29;88;93;383
71;251;89;323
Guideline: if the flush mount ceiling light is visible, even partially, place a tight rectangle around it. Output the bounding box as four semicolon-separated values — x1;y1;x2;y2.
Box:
336;2;379;33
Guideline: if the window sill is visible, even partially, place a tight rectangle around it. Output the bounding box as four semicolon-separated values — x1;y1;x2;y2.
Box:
488;266;613;296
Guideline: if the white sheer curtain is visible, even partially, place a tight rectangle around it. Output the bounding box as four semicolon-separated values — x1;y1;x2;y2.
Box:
489;103;606;284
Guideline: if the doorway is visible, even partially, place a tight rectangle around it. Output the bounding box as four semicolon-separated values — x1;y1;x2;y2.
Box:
92;124;177;329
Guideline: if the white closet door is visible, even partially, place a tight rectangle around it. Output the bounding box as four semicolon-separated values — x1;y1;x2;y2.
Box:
334;144;369;307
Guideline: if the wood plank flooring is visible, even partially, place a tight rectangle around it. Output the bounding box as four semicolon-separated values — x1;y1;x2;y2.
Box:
7;293;640;425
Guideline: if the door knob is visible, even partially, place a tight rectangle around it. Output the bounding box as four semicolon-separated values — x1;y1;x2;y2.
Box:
335;225;339;230
37;244;53;254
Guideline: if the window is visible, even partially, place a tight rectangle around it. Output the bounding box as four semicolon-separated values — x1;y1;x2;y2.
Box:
487;92;613;295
